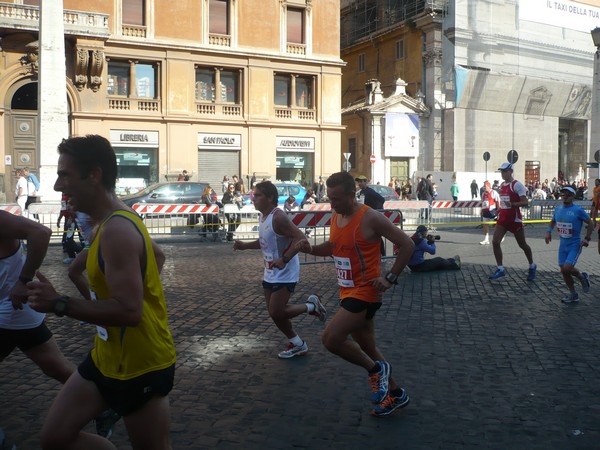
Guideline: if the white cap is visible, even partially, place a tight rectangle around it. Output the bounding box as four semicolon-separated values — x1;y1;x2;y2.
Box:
498;162;513;171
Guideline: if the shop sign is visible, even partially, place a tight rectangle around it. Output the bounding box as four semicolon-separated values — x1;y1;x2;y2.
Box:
110;130;159;147
276;136;315;151
198;133;241;149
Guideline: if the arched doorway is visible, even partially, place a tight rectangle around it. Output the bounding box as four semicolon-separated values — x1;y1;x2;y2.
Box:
4;80;72;200
4;82;39;201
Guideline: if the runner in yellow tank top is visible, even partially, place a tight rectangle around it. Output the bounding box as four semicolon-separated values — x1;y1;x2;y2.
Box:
26;135;175;450
296;171;414;417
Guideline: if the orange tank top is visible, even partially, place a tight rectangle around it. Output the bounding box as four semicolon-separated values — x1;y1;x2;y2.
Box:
330;204;382;302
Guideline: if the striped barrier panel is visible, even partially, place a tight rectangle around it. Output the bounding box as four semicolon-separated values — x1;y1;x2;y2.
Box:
432;201;482;208
0;204;22;215
384;200;429;209
132;203;219;215
289;209;402;228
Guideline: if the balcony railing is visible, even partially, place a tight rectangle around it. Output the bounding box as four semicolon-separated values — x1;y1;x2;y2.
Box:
196;102;242;117
208;33;231;47
286;43;306;55
122;24;147;38
275;107;315;120
109;97;161;113
0;3;109;38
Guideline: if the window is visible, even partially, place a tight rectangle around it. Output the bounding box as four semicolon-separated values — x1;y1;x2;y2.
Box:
22;0;40;5
287;7;304;44
209;0;229;35
123;0;145;26
395;39;405;60
358;54;365;73
107;61;157;98
195;67;239;103
274;74;313;109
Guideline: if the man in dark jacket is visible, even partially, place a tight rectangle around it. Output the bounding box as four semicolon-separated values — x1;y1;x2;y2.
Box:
417;174;434;219
355;175;385;210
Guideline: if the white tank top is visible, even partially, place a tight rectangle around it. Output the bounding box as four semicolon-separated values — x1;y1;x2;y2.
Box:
0;241;45;330
259;208;300;283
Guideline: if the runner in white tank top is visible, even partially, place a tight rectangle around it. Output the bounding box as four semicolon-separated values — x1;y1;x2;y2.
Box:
233;181;327;359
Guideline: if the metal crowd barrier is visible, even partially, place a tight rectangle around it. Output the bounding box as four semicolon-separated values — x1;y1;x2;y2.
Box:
6;199;593;245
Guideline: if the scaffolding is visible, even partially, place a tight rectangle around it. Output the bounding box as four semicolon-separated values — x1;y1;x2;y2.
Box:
341;0;446;48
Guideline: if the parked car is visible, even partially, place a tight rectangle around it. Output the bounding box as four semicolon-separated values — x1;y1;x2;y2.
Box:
120;181;209;207
367;184;399;201
243;182;308;205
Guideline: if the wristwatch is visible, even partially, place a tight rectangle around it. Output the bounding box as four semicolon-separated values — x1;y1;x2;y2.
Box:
53;296;70;317
384;272;399;285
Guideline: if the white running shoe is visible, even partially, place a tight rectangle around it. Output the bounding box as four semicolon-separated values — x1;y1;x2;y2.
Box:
307;294;327;322
479;240;490;245
277;341;308;359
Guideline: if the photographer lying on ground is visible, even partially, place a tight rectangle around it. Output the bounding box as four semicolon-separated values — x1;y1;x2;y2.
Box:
406;225;461;272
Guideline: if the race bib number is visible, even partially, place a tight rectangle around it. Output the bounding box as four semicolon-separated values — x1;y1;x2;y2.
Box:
90;290;108;341
263;252;275;274
556;222;573;239
334;256;355;287
500;195;511;209
482;200;489;208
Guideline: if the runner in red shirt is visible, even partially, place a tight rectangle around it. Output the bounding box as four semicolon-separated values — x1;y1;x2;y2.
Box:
489;163;536;281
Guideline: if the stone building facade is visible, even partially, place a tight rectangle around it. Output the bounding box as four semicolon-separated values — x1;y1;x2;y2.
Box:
0;0;343;201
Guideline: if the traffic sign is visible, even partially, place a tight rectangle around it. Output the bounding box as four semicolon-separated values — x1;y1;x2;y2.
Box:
369;154;376;164
586;162;599;169
342;161;351;171
507;149;519;164
482;151;490;162
595;150;600;163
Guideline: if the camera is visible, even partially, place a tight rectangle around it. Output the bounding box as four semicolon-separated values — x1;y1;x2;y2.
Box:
427;234;441;241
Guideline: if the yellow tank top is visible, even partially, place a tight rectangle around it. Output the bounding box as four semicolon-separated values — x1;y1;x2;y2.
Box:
87;210;176;380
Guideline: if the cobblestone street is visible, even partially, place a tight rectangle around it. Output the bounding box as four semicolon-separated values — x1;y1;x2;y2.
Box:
2;226;600;449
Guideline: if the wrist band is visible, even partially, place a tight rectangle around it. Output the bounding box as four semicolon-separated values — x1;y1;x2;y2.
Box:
546;227;552;233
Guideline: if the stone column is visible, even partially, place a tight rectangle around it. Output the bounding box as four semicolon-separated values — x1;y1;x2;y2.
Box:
38;0;69;202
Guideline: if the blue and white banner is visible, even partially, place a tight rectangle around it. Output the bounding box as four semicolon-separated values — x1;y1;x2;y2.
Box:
520;0;600;32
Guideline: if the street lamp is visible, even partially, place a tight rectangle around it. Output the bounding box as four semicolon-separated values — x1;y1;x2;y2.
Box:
591;28;600;181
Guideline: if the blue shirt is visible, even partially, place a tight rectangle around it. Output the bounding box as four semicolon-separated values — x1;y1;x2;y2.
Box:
408;237;436;266
552;204;589;246
27;173;40;191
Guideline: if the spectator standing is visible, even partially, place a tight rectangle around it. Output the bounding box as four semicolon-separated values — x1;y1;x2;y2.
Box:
590;179;600;254
450;180;459;201
222;175;230;194
480;181;500;245
470;179;479;199
14;169;28;217
295;171;414;417
355;175;385;209
222;183;241;241
316;178;327;202
26;134;176;449
182;170;190;181
488;163;536;282
545;186;593;303
250;172;257;189
23;167;41;221
233;181;326;358
417;174;434;219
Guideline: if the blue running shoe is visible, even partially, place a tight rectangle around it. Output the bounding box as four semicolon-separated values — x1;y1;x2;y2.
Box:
369;361;391;404
489;267;506;281
562;291;579;303
527;264;537;281
580;272;591;293
372;389;410;417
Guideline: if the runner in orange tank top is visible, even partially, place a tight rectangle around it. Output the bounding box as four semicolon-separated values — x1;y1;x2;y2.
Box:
296;171;414;417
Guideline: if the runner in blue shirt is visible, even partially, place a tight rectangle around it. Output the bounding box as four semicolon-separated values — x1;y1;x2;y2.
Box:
545;186;594;303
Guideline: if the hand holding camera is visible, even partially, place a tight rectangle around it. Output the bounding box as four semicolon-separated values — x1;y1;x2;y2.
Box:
427;234;441;243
